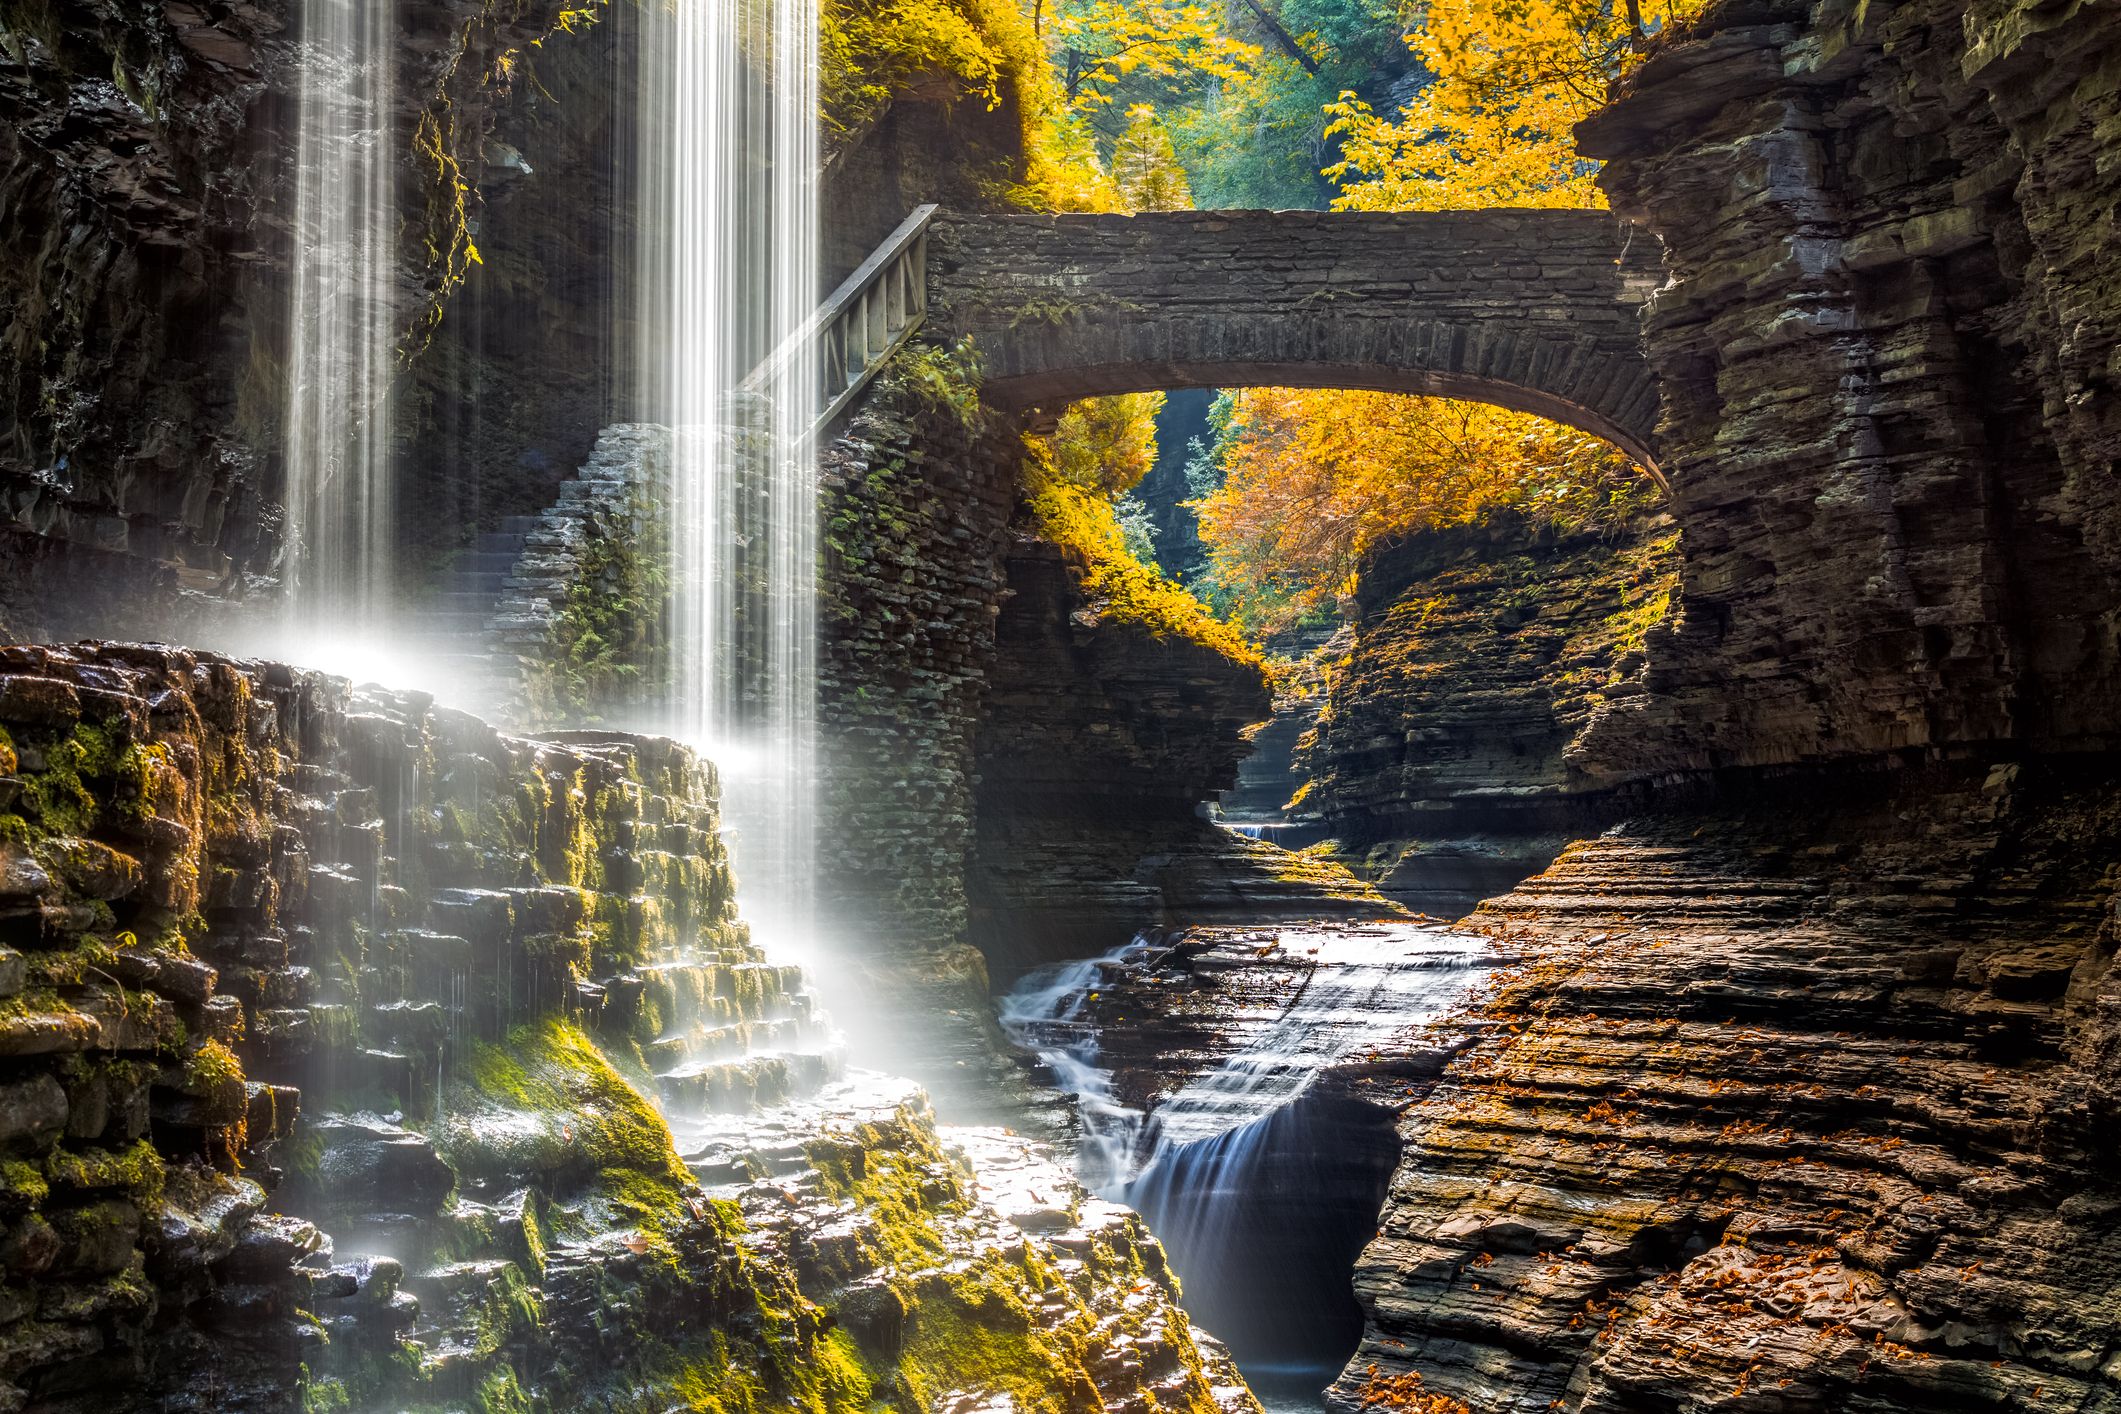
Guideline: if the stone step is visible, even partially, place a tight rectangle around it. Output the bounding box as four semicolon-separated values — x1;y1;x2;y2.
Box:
427;592;499;616
438;571;510;596
402;613;490;635
455;551;521;573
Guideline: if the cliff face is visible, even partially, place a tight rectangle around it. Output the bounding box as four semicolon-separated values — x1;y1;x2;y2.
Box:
968;535;1390;979
0;0;296;634
1337;764;2121;1413
1568;0;2121;781
0;0;597;635
1303;515;1678;911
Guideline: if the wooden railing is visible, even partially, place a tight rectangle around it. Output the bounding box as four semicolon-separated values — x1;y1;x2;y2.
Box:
739;203;939;437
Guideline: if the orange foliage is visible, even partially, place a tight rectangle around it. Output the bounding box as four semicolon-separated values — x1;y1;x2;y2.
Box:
1357;1365;1474;1414
1191;389;1650;633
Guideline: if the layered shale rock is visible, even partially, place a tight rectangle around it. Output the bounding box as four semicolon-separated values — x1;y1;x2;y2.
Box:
0;642;1253;1414
1335;762;2121;1413
1005;923;1498;1393
1567;0;2121;779
1305;513;1679;914
970;538;1389;980
0;0;630;635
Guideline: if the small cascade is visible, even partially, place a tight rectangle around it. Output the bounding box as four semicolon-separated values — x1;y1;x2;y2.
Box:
282;0;399;647
1002;923;1494;1406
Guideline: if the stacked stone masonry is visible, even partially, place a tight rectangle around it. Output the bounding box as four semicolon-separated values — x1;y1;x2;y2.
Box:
926;210;1665;470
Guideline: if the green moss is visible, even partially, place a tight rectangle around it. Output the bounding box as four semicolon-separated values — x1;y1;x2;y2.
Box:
534;481;670;725
475;1367;533;1414
439;1017;690;1228
8;717;169;839
298;1370;352;1414
24;936;118;990
469;1265;544;1360
897;1287;1060;1413
185;1037;244;1092
1;1157;50;1210
44;1139;165;1207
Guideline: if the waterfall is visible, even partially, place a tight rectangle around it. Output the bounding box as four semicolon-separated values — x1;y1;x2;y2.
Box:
1001;924;1494;1404
639;0;821;962
283;0;398;648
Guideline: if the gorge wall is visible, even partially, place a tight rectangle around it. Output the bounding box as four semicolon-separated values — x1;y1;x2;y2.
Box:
1339;762;2121;1413
968;534;1384;979
1316;1;2121;1409
1566;0;2121;782
0;0;609;634
1305;512;1679;914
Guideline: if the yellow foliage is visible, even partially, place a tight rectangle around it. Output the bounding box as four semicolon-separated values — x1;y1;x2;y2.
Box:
1023;438;1260;667
822;0;1021;141
1192;389;1652;633
821;0;1123;210
1037;391;1165;496
1051;0;1258;110
1111;103;1192;210
1325;0;1705;211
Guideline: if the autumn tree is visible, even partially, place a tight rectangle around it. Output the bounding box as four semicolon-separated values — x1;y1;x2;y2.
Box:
1324;0;1705;210
1045;0;1257;112
1191;390;1652;634
1169;0;1403;209
1043;391;1167;495
1111;104;1193;209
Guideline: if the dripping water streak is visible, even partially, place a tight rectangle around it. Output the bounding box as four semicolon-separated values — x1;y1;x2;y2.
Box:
284;0;397;642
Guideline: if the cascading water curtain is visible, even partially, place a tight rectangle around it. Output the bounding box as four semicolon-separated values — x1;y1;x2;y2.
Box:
640;0;820;954
284;0;397;644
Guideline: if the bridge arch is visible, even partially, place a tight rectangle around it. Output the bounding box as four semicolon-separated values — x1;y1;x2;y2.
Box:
926;208;1666;479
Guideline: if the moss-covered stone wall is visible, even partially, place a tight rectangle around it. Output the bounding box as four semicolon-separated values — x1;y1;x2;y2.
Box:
0;640;1259;1414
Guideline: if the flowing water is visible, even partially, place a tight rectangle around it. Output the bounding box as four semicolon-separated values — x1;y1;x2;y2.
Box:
282;0;399;646
1002;923;1495;1405
637;0;822;967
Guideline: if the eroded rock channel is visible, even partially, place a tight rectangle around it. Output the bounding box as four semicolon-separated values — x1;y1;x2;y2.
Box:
1001;925;1499;1410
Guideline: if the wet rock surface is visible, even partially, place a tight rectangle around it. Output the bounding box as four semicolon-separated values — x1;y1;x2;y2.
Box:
1002;923;1498;1407
1337;762;2121;1413
816;370;1026;1100
1012;924;1492;1120
0;641;1250;1414
0;0;607;637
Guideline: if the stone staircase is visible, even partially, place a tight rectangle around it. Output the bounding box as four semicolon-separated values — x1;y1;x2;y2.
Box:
403;427;666;727
401;514;545;719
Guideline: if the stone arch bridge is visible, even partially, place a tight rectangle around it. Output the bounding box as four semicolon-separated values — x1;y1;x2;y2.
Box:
924;208;1664;474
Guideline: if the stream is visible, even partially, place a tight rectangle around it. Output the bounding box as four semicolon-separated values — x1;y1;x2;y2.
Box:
999;922;1495;1410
